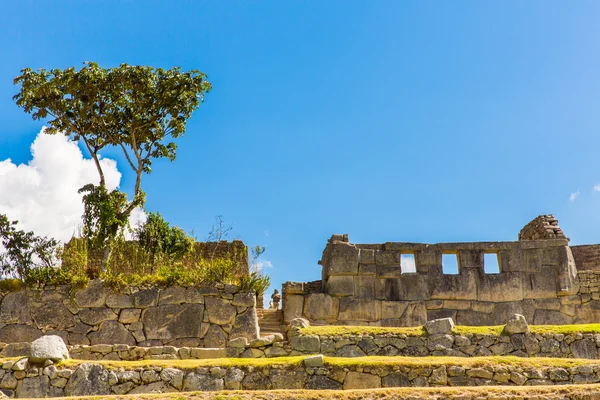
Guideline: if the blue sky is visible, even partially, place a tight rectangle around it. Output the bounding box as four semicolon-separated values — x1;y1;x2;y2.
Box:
1;1;600;293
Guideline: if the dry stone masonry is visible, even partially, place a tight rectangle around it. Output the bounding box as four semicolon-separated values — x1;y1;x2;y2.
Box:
283;215;600;327
0;281;259;347
6;356;600;397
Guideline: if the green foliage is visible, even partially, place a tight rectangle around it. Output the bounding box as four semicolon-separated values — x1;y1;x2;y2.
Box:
0;214;60;279
238;271;271;296
79;184;131;252
14;62;211;269
135;212;193;260
23;266;89;288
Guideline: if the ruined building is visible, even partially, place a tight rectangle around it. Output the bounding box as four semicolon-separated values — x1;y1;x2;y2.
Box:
283;215;600;327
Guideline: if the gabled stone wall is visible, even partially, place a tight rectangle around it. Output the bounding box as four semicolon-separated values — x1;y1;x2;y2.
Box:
0;281;259;347
283;215;600;327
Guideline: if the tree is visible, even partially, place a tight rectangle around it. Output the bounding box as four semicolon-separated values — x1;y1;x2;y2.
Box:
0;214;59;279
135;212;193;263
13;62;211;267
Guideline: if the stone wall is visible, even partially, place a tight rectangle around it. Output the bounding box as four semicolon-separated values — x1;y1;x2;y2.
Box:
518;214;566;240
282;215;600;327
5;357;600;397
288;327;600;359
0;281;259;347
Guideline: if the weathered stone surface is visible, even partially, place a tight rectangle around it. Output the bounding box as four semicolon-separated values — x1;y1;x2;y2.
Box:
119;308;141;324
326;276;355;297
283;295;304;323
290;335;320;353
232;293;256;307
205;297;236;325
270;369;307;389
16;375;49;398
79;308;118;325
326;243;360;276
64;363;110;396
343;371;381;389
570;339;598;359
0;324;42;343
74;281;111;308
304;293;339;321
32;302;77;330
133;289;159;308
424;317;455;335
183;372;224;391
304;354;324;367
382;372;410;387
159;287;186;305
504;314;529;334
203;324;228;348
0;292;30;324
230;308;259;341
142;304;204;341
89;321;135;346
29;335;69;363
338;298;381;322
306;375;342;390
106;294;134;308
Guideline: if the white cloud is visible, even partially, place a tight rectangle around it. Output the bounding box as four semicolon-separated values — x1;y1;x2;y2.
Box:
594;184;600;192
253;260;273;273
569;190;580;203
400;254;416;273
0;128;144;242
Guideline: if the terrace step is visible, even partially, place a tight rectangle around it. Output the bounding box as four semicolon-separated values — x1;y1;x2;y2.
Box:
258;308;285;337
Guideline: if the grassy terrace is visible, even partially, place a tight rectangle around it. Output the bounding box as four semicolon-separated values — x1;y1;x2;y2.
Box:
47;355;600;370
301;323;600;337
46;385;600;400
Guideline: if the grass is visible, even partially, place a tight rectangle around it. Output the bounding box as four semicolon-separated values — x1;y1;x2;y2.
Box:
43;385;600;400
301;323;600;337
53;355;600;370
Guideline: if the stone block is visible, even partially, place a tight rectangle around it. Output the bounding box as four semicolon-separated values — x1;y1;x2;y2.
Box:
532;309;573;325
430;270;477;301
29;335;69;363
375;278;399;301
381;301;409;320
456;310;495;326
326;276;355;297
303;294;339;321
504;314;528;334
458;250;484;269
74;281;111;308
343;372;381;389
142;304;204;341
0;292;31;324
106;294;134;309
376;265;401;278
535;298;561;311
283;295;304;323
89;321;136;346
415;248;442;272
354;275;375;298
427;309;457;322
478;272;523;302
398;273;431;301
522;269;559;299
205;297;236;325
397;302;427;326
119;309;141;324
443;300;471;310
424;317;455;335
32;302;77;330
359;264;376;275
338;298;381;322
230;308;259;341
79;309;118;326
158;287;187;305
359;249;375;264
326;243;359;276
283;282;304;295
375;251;399;266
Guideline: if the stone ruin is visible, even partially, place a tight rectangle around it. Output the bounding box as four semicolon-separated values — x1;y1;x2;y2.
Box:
283;214;600;327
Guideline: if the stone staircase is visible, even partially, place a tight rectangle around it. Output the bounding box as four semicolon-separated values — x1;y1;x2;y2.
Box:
257;308;285;337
